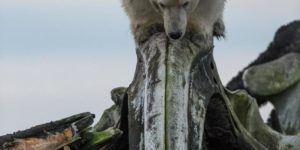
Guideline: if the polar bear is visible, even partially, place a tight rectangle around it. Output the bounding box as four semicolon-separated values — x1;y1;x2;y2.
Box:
122;0;225;43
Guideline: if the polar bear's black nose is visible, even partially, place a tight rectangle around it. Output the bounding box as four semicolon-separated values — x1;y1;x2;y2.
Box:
169;32;183;40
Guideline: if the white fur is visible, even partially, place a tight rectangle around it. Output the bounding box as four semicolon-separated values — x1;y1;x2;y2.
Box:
122;0;225;41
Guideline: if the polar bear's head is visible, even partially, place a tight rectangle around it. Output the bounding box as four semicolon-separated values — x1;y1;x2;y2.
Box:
150;0;199;40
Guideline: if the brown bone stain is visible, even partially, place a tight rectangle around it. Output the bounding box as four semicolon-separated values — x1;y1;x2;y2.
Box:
8;128;73;150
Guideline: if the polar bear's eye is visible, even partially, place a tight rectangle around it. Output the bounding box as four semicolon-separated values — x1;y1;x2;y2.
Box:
153;2;160;10
183;2;189;7
159;3;166;9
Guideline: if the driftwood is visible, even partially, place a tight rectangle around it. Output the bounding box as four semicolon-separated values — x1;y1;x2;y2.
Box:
117;30;300;150
0;113;122;150
0;112;95;150
1;21;300;150
126;33;217;150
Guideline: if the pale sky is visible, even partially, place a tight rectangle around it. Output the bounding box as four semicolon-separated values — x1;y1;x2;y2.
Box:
0;0;299;135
